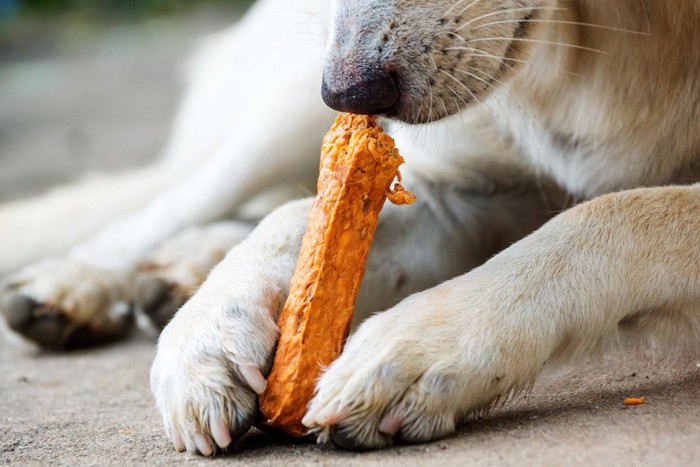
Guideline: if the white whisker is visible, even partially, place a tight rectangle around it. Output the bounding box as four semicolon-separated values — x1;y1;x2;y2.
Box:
439;93;451;118
438;31;467;43
440;69;481;106
444;46;586;78
444;45;484;53
467;36;610;55
457;0;485;17
444;83;471;112
427;55;442;122
472;18;651;36
442;0;468;19
455;68;507;117
467;65;506;87
455;6;567;32
454;68;494;89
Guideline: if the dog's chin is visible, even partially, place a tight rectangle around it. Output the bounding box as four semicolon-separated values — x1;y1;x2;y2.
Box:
380;110;430;125
380;106;455;126
320;92;466;125
380;93;477;125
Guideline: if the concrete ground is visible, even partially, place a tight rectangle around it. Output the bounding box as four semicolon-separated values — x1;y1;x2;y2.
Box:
1;10;699;467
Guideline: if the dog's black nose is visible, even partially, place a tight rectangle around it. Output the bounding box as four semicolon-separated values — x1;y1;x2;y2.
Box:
322;72;399;115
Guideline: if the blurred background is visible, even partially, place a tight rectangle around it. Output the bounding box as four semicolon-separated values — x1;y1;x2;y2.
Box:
0;0;253;201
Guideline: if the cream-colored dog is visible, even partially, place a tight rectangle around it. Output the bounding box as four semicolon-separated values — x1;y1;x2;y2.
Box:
2;0;699;454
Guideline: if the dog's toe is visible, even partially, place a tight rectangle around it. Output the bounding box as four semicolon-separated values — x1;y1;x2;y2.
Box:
135;276;185;328
1;258;136;350
137;276;171;312
2;293;71;348
1;290;134;349
134;222;252;329
329;426;389;451
306;297;491;450
63;304;134;349
2;294;37;331
23;313;68;349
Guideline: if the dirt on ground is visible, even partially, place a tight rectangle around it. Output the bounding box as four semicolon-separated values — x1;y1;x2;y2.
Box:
2;329;699;466
1;10;699;467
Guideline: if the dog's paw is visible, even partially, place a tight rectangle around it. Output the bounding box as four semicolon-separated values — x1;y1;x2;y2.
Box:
150;280;283;456
134;222;251;328
304;288;534;450
0;258;133;349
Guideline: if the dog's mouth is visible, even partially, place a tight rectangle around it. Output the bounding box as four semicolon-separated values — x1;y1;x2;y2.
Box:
321;67;450;125
321;57;498;126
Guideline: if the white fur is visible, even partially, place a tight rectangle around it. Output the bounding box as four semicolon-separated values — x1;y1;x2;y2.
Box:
0;0;330;335
1;0;698;455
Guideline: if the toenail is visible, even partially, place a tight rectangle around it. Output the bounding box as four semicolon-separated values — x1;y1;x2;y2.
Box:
137;278;171;314
24;316;66;349
210;416;232;449
315;401;343;426
239;364;267;394
172;428;185;452
194;432;213;456
378;413;402;436
2;294;37;331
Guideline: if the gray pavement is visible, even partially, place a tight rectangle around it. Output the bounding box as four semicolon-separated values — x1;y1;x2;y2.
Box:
1;11;699;467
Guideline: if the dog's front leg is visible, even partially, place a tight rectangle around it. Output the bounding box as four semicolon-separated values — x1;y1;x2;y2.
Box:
150;163;558;455
0;0;331;349
150;199;311;455
306;184;700;449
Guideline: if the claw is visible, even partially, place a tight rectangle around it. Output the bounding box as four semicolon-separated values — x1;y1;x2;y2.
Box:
239;364;267;394
378;413;402;436
301;407;318;428
314;401;344;426
209;415;232;449
171;428;185;452
1;294;36;331
194;432;213;456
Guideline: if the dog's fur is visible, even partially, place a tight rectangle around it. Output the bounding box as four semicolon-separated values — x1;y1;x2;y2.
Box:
1;0;699;454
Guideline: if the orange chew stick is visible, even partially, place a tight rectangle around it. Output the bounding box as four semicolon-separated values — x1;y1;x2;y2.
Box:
258;114;415;436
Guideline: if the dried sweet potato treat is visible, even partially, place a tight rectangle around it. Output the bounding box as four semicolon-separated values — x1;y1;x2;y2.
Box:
258;114;415;436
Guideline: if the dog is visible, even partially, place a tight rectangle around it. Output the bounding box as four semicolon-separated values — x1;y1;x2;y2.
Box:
1;0;699;455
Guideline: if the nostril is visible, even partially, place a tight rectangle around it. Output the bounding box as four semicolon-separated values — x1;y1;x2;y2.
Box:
322;71;399;115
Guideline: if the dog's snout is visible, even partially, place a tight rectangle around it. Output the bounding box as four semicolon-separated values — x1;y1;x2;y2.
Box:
322;72;399;115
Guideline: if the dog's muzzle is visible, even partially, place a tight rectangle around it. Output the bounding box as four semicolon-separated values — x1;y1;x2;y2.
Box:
322;70;399;115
